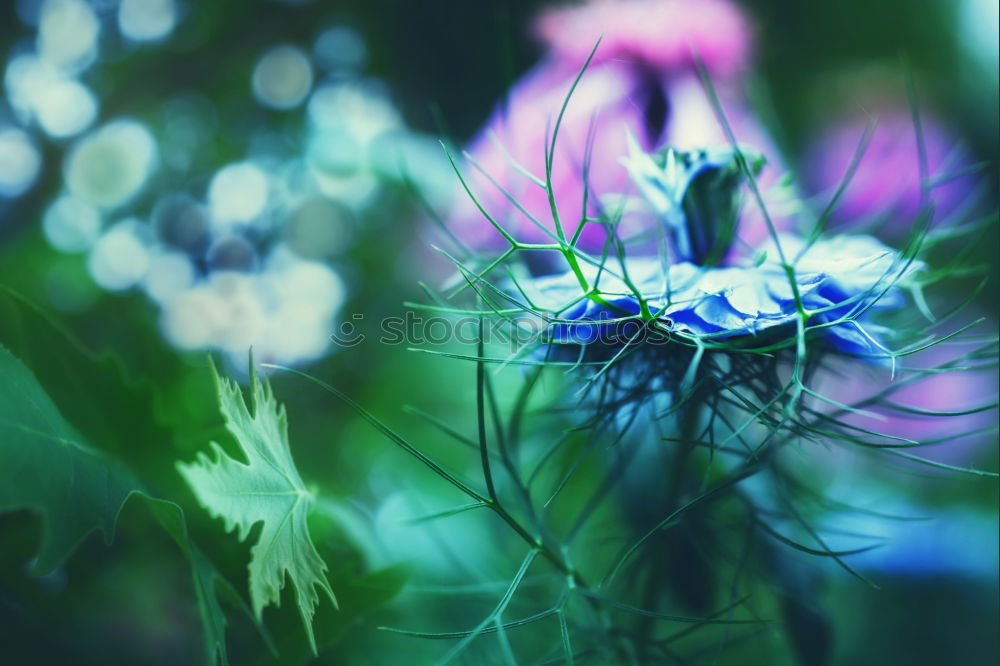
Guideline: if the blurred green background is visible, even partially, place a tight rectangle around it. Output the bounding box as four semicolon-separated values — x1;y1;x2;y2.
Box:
0;1;996;665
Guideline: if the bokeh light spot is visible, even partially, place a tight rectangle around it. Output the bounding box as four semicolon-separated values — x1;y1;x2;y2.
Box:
152;194;210;253
42;195;102;252
207;234;258;272
284;197;354;259
208;162;269;227
37;0;99;71
0;127;42;198
313;26;367;73
252;45;313;110
118;0;178;43
161;285;225;350
144;251;196;302
307;127;362;177
33;78;99;138
87;219;152;290
65;120;158;208
260;258;344;361
307;81;399;139
4;55;98;138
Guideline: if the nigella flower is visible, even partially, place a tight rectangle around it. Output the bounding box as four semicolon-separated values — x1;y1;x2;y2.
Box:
445;0;791;262
524;232;921;358
620;135;766;265
509;137;923;367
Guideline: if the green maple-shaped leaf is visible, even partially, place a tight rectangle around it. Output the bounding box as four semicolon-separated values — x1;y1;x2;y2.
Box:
0;337;255;666
0;343;139;572
177;362;337;654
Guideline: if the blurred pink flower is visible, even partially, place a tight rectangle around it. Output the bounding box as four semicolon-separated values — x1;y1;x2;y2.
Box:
534;0;752;77
446;0;789;266
804;108;975;234
805;104;992;467
823;338;997;467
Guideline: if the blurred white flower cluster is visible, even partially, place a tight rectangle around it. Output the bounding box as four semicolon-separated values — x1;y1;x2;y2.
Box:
1;1;452;366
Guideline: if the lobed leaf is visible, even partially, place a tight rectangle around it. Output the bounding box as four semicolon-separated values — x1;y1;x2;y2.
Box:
0;343;253;665
177;361;337;655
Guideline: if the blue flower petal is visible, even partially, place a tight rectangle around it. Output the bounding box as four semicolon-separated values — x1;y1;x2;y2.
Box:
517;233;922;357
